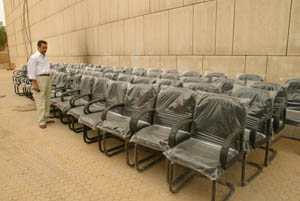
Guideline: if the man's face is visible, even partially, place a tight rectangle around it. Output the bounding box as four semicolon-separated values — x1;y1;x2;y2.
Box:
38;43;48;55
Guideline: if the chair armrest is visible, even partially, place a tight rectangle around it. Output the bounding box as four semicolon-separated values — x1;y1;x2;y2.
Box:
83;98;106;114
220;130;243;169
61;89;80;101
249;116;272;147
168;118;193;148
70;94;91;108
53;87;69;98
130;108;155;133
101;103;125;121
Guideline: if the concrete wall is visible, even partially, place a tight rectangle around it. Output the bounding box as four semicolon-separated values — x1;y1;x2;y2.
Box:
3;0;300;83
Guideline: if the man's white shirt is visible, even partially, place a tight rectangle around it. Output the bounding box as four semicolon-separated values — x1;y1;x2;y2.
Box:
27;51;50;80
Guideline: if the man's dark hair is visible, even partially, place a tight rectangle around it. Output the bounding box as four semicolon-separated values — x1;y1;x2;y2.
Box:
37;40;47;47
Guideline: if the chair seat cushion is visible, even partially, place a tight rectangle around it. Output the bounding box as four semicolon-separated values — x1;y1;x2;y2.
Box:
67;106;85;118
97;112;149;140
130;125;190;151
286;108;300;126
79;111;104;129
55;99;86;113
164;138;239;180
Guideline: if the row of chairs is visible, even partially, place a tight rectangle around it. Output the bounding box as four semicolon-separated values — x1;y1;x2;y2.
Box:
13;63;300;201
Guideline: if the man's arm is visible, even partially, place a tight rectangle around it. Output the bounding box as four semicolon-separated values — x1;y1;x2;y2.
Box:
27;57;39;92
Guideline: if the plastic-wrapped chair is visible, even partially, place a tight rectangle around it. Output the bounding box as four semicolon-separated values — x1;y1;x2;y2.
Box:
104;72;118;80
67;77;107;133
102;66;114;74
281;79;300;141
78;81;128;144
147;72;162;79
238;74;264;85
114;66;124;74
162;73;179;80
164;70;178;74
182;71;202;77
213;78;243;95
250;82;287;134
164;94;246;201
156;79;183;87
123;67;133;75
117;74;134;82
92;71;103;78
180;77;207;83
232;86;274;185
129;87;196;172
183;83;220;94
205;72;228;83
132;76;156;84
132;68;146;76
97;84;159;161
53;75;94;125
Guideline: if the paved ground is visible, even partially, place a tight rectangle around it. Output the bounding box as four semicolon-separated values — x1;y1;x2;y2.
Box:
0;69;299;201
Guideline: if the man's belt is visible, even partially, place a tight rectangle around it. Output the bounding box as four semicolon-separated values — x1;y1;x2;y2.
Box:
37;74;50;76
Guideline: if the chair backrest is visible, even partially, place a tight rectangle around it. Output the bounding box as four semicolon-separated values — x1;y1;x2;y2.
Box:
114;67;124;73
123;67;133;74
149;69;162;74
153;87;196;131
205;72;227;82
117;74;134;82
182;71;202;77
238;74;264;82
104;72;118;80
213;78;243;95
156;79;182;87
105;81;128;113
132;68;146;76
79;75;94;101
232;86;273;119
162;73;179;80
164;70;178;74
148;72;162;78
92;72;103;78
123;84;160;121
91;77;110;108
181;77;207;83
250;82;287;110
72;74;82;90
132;76;156;84
183;83;220;94
284;78;300;102
192;94;246;149
55;72;67;88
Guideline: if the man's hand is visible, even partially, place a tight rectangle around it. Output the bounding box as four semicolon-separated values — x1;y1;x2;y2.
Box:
32;80;40;92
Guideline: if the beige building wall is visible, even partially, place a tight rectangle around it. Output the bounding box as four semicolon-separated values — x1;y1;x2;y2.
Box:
3;0;300;83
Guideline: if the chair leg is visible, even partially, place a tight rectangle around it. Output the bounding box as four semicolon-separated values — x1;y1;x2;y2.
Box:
98;130;104;153
241;152;263;186
277;135;300;142
215;179;235;201
102;131;125;157
59;110;69;124
83;125;97;144
125;140;135;167
134;144;164;172
168;162;197;193
68;115;83;133
260;141;278;167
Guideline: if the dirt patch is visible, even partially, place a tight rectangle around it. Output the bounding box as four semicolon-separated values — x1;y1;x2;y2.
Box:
12;103;36;112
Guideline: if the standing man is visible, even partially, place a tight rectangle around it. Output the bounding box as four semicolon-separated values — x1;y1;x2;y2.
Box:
28;40;54;129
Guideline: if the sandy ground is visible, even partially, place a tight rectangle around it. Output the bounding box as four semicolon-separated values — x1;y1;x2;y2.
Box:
0;69;299;201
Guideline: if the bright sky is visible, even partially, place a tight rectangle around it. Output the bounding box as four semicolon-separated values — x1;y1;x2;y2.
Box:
0;0;6;26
